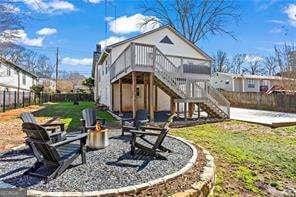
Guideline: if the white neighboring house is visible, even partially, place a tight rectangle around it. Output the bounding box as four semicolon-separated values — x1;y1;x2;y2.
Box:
38;78;56;92
211;72;286;92
94;26;230;120
0;57;38;92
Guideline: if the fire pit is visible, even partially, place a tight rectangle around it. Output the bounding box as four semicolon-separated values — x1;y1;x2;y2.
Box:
87;123;109;149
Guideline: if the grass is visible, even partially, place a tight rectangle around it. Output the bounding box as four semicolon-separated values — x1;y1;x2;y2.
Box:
34;102;116;131
172;120;296;196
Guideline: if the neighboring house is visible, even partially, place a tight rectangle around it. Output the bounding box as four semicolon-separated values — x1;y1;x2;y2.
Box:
38;77;56;92
211;72;289;92
0;57;38;92
94;26;230;120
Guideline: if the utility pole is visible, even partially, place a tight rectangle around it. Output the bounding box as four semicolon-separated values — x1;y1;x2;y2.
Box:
55;47;59;93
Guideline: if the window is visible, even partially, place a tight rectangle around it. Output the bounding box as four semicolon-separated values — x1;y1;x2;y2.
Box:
247;79;255;88
7;68;11;76
22;74;26;85
160;35;174;44
136;87;140;97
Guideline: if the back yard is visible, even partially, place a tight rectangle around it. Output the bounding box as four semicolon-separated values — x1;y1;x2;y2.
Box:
173;121;296;196
0;102;295;196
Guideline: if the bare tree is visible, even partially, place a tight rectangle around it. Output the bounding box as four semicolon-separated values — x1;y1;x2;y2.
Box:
245;59;263;75
0;3;24;48
0;44;54;77
274;43;296;73
230;53;246;74
212;50;230;73
142;0;240;44
264;56;278;76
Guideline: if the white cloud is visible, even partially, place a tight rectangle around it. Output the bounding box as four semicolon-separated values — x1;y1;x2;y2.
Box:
62;57;93;66
1;27;58;47
108;13;160;34
98;36;126;49
267;19;285;24
1;29;44;47
284;4;296;26
37;28;57;36
2;4;20;13
269;27;282;34
22;0;75;13
245;55;263;63
85;0;103;4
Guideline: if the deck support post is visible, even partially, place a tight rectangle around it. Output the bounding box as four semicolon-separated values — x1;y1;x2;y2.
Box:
132;72;137;118
111;83;114;111
149;73;154;121
154;86;158;112
197;103;201;118
119;79;122;114
184;102;187;121
170;97;176;115
188;102;195;118
144;74;147;109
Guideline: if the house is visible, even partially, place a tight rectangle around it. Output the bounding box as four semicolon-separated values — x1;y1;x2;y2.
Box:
94;26;230;121
0;57;38;92
211;72;290;92
38;77;56;92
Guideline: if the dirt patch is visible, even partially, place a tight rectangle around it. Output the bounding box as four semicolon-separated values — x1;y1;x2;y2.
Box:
0;105;48;151
0;105;44;122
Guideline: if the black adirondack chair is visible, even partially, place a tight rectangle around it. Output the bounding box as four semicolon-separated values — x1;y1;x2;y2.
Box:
22;122;87;180
81;108;106;133
129;114;176;159
20;112;65;132
20;112;68;162
121;109;149;135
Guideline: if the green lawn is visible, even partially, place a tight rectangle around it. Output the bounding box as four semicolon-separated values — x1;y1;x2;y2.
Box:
172;121;296;196
34;102;116;131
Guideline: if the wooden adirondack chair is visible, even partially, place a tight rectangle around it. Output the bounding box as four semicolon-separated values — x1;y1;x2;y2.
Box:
81;108;106;133
121;109;149;136
22;122;87;181
20;112;65;132
129;114;176;159
20;112;68;162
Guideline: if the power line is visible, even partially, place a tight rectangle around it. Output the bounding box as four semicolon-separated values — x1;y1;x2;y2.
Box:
55;47;59;92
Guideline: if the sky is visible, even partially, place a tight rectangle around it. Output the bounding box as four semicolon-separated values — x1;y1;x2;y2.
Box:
5;0;296;77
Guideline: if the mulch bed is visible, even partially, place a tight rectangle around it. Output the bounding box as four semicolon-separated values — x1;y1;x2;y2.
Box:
119;145;206;197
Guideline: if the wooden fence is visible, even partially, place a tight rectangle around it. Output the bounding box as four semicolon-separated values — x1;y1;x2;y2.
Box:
0;91;93;112
222;91;296;113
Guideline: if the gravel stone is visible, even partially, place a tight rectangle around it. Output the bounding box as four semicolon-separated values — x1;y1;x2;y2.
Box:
0;130;193;192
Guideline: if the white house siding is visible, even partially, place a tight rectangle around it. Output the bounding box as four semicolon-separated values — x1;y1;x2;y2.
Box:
97;64;111;107
210;73;234;91
109;27;209;66
0;62;36;91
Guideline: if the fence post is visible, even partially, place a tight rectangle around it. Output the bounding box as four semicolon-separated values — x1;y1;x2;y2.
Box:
22;91;25;107
29;91;31;106
39;92;42;104
14;91;17;108
3;91;6;112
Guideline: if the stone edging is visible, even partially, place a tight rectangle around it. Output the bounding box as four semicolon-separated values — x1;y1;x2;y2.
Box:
24;135;198;196
172;145;215;197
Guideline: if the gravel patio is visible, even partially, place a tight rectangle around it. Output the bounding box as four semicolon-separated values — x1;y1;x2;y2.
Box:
0;130;194;193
